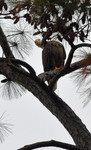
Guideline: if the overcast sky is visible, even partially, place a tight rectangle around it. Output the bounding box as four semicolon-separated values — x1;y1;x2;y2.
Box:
0;21;91;150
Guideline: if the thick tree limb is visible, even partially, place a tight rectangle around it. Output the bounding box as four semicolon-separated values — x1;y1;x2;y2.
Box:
0;60;91;149
8;58;36;77
38;56;91;88
0;26;14;58
0;58;36;80
18;140;86;150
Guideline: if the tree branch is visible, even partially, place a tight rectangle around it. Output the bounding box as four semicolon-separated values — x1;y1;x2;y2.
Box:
49;57;91;89
48;43;91;89
64;45;76;68
0;26;14;58
38;57;91;83
18;140;86;150
9;58;36;77
76;43;91;49
0;58;36;80
0;60;91;148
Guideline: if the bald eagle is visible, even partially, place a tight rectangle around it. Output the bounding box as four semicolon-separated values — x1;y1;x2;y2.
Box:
35;39;66;90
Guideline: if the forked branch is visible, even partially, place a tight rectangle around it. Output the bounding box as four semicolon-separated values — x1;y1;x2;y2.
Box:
38;55;91;84
48;43;91;89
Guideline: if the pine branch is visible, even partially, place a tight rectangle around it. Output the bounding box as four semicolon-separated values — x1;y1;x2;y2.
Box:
48;43;91;90
38;56;91;89
18;140;85;150
0;60;91;147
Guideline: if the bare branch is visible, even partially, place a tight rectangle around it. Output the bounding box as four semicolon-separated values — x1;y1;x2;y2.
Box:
0;26;14;58
76;43;91;49
65;43;91;69
48;43;91;89
65;46;76;68
9;58;36;77
0;58;36;78
18;140;85;150
41;56;91;89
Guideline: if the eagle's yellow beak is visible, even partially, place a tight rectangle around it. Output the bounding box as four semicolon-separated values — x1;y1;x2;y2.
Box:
35;39;41;47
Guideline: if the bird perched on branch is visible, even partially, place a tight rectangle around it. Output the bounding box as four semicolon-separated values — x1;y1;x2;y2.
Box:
35;39;66;91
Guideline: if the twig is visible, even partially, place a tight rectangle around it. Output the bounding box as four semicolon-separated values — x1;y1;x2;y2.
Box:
75;43;91;49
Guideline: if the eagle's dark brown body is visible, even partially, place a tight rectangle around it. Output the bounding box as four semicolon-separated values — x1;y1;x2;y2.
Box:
42;41;66;72
35;39;66;90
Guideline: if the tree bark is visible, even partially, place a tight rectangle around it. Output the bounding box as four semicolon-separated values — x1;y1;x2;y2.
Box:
0;61;91;149
18;140;86;150
0;26;14;58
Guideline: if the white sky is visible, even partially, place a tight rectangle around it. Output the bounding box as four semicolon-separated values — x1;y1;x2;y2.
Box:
0;44;91;150
0;18;91;150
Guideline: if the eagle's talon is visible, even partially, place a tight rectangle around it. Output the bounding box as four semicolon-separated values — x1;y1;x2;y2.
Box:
55;67;64;70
